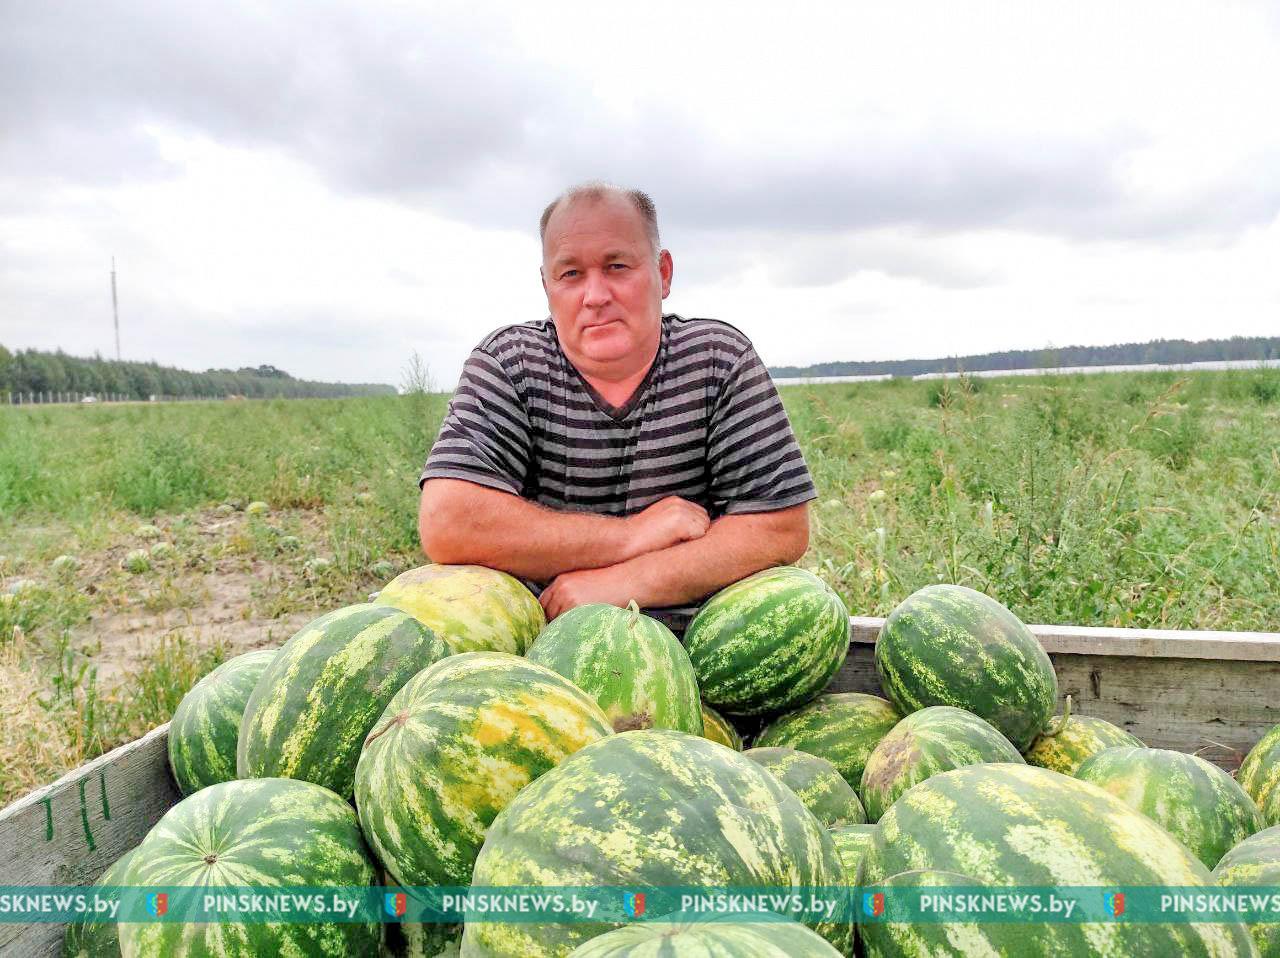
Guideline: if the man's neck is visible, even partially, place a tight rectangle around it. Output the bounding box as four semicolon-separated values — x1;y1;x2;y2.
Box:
563;319;663;410
580;361;654;410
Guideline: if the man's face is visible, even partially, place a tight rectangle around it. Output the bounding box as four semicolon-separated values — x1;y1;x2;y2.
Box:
541;195;673;373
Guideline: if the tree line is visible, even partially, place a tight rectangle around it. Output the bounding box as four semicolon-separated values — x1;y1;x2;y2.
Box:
770;335;1280;379
0;346;396;400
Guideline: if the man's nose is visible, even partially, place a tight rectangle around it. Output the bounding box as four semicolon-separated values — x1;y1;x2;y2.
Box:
582;269;611;308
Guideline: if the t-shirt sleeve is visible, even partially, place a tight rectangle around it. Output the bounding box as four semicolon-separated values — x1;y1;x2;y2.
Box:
419;348;532;495
706;346;818;515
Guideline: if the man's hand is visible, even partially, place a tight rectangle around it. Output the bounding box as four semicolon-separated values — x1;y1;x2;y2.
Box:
542;504;810;619
623;496;710;556
539;566;639;621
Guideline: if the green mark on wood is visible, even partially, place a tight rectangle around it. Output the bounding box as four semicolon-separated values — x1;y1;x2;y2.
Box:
39;798;53;840
99;770;111;820
78;778;96;852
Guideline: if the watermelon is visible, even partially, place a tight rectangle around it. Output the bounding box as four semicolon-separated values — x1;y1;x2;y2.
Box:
1213;825;1280;958
684;567;849;717
1075;746;1263;869
354;651;613;888
566;918;844;957
118;778;381;957
63;848;135;958
858;870;1033;958
859;705;1023;822
700;703;742;750
237;603;452;799
874;584;1057;751
754;693;900;790
526;601;702;734
1024;713;1144;775
861;763;1257;955
51;554;79;575
464;729;852;957
168;648;275;795
1238;724;1280;826
829;824;875;886
373;563;544;654
744;747;866;826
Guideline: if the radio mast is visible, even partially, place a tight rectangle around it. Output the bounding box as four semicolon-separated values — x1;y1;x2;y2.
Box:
111;257;121;361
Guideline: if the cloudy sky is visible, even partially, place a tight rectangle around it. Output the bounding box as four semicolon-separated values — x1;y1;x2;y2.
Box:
3;1;1278;388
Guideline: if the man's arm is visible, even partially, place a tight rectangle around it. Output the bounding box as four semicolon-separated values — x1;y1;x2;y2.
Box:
419;478;711;582
537;503;810;619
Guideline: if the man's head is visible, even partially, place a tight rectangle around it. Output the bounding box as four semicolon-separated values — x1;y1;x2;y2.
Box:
540;183;674;382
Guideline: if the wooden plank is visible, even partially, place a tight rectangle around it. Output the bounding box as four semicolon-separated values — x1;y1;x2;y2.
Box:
0;723;179;957
828;646;1279;771
849;616;1280;662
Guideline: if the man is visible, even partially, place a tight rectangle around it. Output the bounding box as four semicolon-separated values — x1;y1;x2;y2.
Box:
418;183;816;634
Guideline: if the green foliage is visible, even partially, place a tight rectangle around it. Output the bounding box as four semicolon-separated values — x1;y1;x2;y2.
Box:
791;369;1280;632
771;335;1280;379
0;344;395;400
1;370;1278;804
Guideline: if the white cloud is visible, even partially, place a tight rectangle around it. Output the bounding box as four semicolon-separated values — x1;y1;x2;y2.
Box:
2;0;1279;385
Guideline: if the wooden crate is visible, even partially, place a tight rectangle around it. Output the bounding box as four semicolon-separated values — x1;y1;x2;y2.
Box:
3;618;1279;955
831;618;1280;770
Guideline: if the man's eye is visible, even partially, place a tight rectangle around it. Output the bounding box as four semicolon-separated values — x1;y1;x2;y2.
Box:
609;263;628;270
560;269;578;280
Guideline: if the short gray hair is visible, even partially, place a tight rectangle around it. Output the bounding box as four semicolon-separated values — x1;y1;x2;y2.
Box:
539;182;661;258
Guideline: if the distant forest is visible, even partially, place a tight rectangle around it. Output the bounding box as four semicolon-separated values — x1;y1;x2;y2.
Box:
770;335;1280;378
0;345;395;400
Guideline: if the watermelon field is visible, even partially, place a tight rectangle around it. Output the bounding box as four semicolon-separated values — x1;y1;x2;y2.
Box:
1;367;1279;807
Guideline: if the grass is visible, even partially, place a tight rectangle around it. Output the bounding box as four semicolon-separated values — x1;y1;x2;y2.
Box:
1;370;1278;802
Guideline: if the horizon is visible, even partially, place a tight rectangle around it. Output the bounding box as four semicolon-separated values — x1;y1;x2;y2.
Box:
6;331;1278;391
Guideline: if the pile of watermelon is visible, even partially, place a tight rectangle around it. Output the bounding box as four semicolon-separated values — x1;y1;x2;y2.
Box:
69;566;1280;957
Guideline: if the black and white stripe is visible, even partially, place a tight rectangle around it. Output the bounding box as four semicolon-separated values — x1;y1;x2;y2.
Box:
421;314;817;633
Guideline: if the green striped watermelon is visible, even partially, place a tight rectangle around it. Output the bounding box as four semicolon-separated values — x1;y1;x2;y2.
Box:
859;706;1023;823
744;747;866;826
1213;824;1280;958
63;848;136;958
1075;746;1263;869
859;870;1031;958
861;763;1257;955
118;778;381;957
754;693;900;791
874;584;1057;751
526;601;701;734
237;603;452;800
684;567;849;718
566;918;844;957
374;563;544;654
354;651;613;888
464;729;852;957
1238;724;1280;826
829;824;875;886
168;648;275;795
1024;713;1144;775
700;703;742;751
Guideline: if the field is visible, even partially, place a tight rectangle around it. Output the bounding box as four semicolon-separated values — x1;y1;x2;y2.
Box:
1;370;1278;804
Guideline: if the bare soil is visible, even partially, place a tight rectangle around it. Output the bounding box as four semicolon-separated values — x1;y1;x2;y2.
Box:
82;568;316;684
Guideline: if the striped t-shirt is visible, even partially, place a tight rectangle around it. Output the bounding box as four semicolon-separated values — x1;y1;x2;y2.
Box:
420;313;818;633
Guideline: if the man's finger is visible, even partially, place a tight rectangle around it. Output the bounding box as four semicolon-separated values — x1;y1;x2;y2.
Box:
539;581;557;615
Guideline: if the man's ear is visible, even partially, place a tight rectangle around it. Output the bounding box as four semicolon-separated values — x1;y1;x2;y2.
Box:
540;266;548;298
658;250;673;299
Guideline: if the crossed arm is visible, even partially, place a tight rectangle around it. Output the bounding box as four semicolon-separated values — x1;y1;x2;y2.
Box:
419;478;809;619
